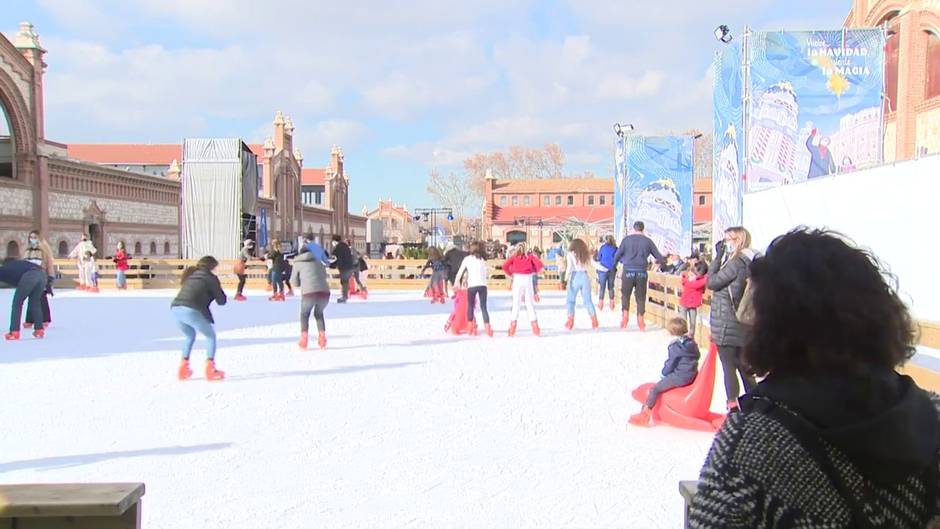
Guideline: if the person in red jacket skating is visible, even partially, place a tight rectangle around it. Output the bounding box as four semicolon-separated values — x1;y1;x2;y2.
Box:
679;260;708;336
502;243;544;336
113;241;130;290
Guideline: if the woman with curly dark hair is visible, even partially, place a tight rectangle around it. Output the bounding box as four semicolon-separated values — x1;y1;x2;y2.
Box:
689;228;939;529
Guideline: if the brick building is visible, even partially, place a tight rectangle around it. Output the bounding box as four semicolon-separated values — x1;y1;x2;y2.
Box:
0;23;365;260
844;0;940;159
364;199;420;243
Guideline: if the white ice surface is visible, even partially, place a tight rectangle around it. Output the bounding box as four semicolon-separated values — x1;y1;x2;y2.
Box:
0;289;719;529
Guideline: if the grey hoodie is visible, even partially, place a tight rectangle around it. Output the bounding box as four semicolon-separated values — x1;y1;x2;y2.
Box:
290;251;330;294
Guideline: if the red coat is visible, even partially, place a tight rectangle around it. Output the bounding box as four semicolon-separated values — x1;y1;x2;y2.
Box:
502;254;544;276
680;273;707;308
114;249;130;271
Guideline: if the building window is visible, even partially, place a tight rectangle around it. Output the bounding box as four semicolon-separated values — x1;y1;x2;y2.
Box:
150;241;157;255
600;195;606;206
555;196;561;205
57;240;69;257
523;196;530;206
927;31;940;100
567;195;574;206
164;241;171;255
588;195;595;206
882;12;901;111
5;240;19;259
500;196;507;206
512;196;519;206
134;242;142;255
543;196;550;206
699;195;706;205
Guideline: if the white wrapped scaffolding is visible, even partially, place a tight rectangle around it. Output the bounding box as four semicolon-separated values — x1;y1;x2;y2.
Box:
181;138;259;260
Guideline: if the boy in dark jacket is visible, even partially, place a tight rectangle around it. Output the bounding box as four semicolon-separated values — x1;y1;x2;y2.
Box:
629;317;700;426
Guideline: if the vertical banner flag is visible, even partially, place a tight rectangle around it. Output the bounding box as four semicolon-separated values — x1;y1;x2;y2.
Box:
713;43;745;245
613;133;628;242
625;136;694;256
746;29;885;192
258;207;268;249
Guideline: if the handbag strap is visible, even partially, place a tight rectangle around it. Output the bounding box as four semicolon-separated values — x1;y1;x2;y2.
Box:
743;395;878;529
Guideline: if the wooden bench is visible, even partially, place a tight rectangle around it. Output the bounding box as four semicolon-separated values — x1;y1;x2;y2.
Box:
0;483;145;528
679;480;699;528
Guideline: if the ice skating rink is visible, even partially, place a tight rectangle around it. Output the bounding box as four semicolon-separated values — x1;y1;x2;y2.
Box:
0;289;720;528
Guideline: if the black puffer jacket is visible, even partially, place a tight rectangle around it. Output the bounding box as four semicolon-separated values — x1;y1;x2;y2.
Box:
171;268;227;323
706;249;756;347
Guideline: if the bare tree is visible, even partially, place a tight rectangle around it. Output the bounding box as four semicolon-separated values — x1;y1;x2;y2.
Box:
463;144;567;194
426;169;479;238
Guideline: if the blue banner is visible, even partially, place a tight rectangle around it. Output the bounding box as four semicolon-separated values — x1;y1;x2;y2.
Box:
258;207;268;249
746;29;885;191
613;133;628;242
713;43;745;245
624;136;694;256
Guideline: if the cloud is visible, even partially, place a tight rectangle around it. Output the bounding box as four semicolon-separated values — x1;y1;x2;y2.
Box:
596;71;667;99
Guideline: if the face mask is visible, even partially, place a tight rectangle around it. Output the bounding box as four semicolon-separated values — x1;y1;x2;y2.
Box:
29;238;38;247
725;242;734;253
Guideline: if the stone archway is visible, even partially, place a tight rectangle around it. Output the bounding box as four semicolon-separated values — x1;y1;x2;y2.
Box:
82;200;107;252
0;37;38;176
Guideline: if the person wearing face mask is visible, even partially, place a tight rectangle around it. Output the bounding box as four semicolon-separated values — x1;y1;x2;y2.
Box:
67;234;97;290
707;226;760;410
22;230;55;329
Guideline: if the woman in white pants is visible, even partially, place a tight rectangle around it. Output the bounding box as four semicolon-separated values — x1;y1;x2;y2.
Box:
67;234;97;290
501;243;545;337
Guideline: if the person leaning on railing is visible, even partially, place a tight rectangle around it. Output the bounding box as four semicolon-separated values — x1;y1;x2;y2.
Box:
688;228;940;529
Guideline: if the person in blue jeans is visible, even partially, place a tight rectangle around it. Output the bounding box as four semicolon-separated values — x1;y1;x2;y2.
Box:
565;238;598;330
595;235;617;310
171;256;227;381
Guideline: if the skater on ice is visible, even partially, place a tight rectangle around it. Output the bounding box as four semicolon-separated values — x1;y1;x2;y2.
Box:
290;245;331;350
443;242;468;299
113;241;130;290
679;260;708;336
330;235;356;303
565;238;598;330
22;230;54;329
530;247;543;303
454;241;492;337
421;246;449;303
628;317;700;427
612;221;664;331
1;259;49;340
170;256;227;381
68;234;97;291
234;239;254;301
502;242;544;337
265;240;286;301
595;235;617;311
83;251;99;293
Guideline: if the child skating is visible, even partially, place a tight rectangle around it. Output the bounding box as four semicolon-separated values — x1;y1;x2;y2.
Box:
628;317;700;426
170;256;227;380
502;242;544;337
679;261;707;337
84;251;99;293
421;247;449;303
454;241;492;337
290;245;331;350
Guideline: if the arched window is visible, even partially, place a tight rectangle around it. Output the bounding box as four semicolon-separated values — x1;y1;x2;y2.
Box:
5;240;19;258
57;240;69;257
164;241;171;255
927;31;940;100
149;241;157;255
881;12;902;112
134;242;142;255
506;230;526;244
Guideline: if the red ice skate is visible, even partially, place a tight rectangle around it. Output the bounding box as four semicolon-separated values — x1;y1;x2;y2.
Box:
468;321;478;336
637;314;646;332
534;292;540;303
317;332;327;350
591;315;599;329
205;360;225;381
565;315;574;330
531;321;541;336
620;310;629;330
178;359;193;380
298;332;309;350
507;321;517;337
597;296;604;311
32;329;44;339
5;331;20;340
234;294;247;301
485;323;493;337
628;407;652;427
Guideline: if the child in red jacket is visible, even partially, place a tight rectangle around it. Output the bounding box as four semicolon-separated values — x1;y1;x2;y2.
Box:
679;261;708;336
502;243;544;336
